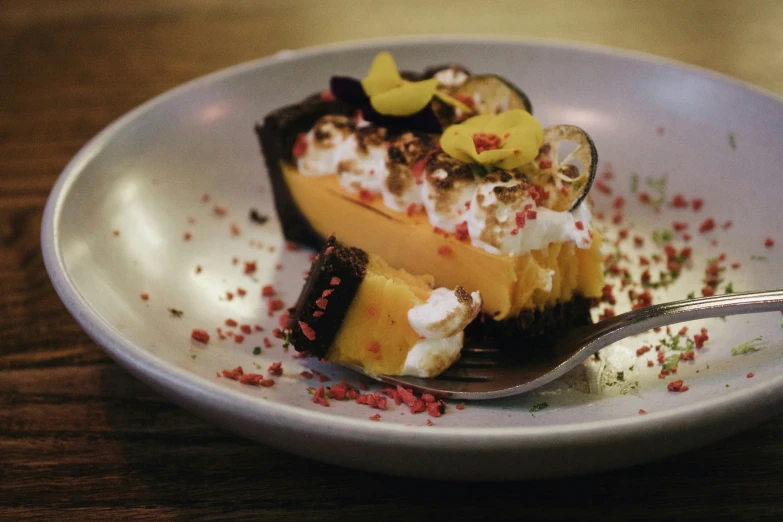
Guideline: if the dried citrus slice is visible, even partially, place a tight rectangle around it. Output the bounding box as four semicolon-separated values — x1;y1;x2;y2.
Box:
520;124;597;212
454;74;533;116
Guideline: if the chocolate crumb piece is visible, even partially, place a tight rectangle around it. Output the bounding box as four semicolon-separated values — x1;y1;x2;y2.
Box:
287;236;368;357
250;209;269;224
454;285;472;305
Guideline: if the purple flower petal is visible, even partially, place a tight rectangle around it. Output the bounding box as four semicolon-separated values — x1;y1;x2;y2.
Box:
330;76;368;106
362;105;442;134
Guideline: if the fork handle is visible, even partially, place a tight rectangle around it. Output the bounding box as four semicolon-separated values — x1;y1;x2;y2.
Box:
579;289;783;353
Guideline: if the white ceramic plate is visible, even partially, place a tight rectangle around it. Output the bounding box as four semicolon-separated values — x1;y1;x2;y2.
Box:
42;37;783;480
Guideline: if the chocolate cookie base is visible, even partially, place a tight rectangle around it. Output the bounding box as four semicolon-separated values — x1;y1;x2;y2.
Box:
287;236;368;357
466;295;593;350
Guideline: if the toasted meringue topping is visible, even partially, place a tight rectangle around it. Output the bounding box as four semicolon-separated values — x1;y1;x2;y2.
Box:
421;152;476;232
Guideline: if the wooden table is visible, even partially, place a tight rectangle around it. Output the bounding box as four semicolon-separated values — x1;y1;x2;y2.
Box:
2;1;782;519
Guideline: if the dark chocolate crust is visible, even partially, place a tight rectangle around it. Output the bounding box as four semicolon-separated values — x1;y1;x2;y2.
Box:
287;236;368;357
466;295;593;348
255;94;355;249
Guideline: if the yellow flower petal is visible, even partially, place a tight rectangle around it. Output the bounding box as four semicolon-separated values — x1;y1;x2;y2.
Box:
433;90;473;114
458;114;495;132
361;52;403;96
440;126;476;163
476;149;515;164
501;127;542;165
484;109;540;136
369;78;440;117
440;109;544;168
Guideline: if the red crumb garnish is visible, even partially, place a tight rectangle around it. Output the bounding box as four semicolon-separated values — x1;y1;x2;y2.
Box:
237;287;247;297
225;318;237;327
671;194;688;208
667;380;689;392
230;223;241;236
678;326;688;336
747;372;755;378
366;342;381;353
731;262;741;269
367;307;378;317
638;409;647;415
261;285;275;297
312;385;329;407
426;419;434;426
315;297;328;310
639;192;651;203
455;221;470;241
369;413;381;422
239;373;275;387
195;265;202;274
456;403;465;411
221;366;243;380
528;185;549;205
313;311;324;317
765;237;775;248
234;335;244;344
411;158;427;185
594;180;612;195
225;291;234;301
240;324;252;335
321;289;333;298
702;287;715;297
268;362;283;376
330;277;341;286
191;328;210;343
472;132;502;153
140;293;149;301
272;327;283;339
298;321;316;341
358;189;374;204
243;261;257;275
692;198;704;211
263;337;272;348
613;196;625;209
214;206;227;217
300;371;313;379
267;299;285;316
292;132;308;158
437;245;453;256
183;232;192;241
673;221;688;232
636;345;651;356
575;221;585;231
698;218;716;233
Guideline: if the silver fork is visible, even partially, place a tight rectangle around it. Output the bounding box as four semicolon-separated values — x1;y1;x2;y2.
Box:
351;289;783;400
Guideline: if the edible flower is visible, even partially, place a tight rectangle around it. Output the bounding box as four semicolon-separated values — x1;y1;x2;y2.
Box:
440;109;543;170
330;52;471;133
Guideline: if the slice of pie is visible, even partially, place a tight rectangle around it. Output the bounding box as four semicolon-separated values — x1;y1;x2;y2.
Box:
257;52;604;348
288;236;481;377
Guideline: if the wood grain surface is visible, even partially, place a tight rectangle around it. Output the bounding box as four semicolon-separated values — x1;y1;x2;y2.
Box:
2;1;782;520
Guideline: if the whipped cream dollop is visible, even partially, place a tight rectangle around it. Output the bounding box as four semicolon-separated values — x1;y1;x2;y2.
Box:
336;126;388;195
297;116;595;256
467;171;593;256
401;286;482;377
433;66;469;88
296;115;355;177
421;152;476;233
